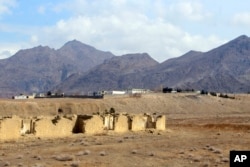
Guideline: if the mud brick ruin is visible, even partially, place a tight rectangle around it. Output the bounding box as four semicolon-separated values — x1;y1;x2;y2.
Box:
0;109;166;141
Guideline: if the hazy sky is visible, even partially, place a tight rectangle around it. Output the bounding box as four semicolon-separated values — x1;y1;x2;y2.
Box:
0;0;249;62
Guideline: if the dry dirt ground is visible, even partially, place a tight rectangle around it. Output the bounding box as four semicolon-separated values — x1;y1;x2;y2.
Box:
0;93;250;167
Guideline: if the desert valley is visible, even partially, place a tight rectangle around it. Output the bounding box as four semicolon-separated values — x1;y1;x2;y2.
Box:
0;35;250;167
1;1;250;166
0;93;250;167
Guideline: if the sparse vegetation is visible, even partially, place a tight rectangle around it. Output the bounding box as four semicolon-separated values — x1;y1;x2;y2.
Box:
99;151;106;156
17;163;23;167
148;152;154;156
200;90;208;95
221;157;229;163
210;92;217;96
53;154;74;161
129;93;142;98
219;93;229;98
76;150;90;156
219;93;235;99
16;154;23;159
51;115;61;125
83;150;91;155
162;87;173;93
131;150;137;154
109;107;115;114
3;161;10;166
70;161;80;167
0;94;249;166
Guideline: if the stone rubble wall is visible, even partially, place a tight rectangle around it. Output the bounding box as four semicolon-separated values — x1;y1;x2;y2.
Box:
0;113;166;141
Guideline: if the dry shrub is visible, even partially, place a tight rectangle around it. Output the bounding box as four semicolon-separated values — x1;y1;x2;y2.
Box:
17;163;23;167
83;150;91;155
193;156;201;162
76;151;84;156
148;152;154;156
213;149;222;154
131;150;137;154
31;163;45;167
32;155;42;160
99;151;106;156
221;157;229;163
17;154;23;159
3;161;10;166
118;139;123;143
76;150;90;156
129;93;142;98
53;154;74;161
70;161;80;167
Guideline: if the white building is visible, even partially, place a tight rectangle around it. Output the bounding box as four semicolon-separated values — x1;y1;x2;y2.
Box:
127;89;150;94
13;95;28;99
110;91;126;95
13;94;35;99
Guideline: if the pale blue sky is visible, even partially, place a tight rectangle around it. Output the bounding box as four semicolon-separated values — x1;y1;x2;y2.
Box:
0;0;249;62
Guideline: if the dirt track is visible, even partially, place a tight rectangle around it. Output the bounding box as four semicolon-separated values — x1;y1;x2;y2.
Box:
0;93;250;166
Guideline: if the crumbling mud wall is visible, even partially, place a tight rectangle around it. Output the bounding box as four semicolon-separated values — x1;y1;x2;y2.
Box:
146;115;156;128
114;114;131;132
21;118;33;135
0;112;166;140
131;114;148;131
83;115;104;135
0;115;21;141
73;115;104;135
156;115;166;130
34;115;77;138
104;114;114;130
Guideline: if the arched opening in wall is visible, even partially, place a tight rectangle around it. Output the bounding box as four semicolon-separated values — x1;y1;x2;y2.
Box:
58;108;63;114
21;120;24;129
128;116;132;130
30;120;34;133
73;115;92;133
146;116;156;128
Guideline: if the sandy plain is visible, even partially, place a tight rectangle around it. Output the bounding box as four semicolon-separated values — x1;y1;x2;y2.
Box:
0;93;250;167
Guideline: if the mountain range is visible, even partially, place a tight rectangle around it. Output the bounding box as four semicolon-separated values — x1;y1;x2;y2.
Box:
0;40;114;97
0;35;250;97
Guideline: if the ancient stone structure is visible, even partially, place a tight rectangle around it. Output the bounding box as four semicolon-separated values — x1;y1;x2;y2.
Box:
0;111;166;141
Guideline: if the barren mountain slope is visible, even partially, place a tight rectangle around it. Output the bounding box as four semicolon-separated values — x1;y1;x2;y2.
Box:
0;40;114;96
55;53;159;93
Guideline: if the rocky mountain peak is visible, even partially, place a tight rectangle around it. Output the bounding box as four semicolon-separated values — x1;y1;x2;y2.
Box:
60;40;96;51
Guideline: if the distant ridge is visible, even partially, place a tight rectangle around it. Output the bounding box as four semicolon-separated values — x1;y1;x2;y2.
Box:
0;40;114;97
57;35;250;93
55;53;159;93
0;35;250;97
